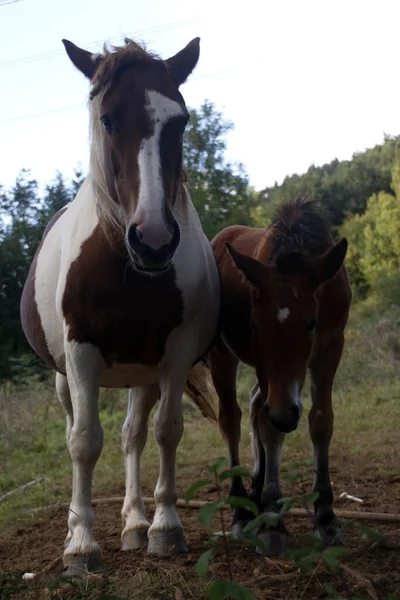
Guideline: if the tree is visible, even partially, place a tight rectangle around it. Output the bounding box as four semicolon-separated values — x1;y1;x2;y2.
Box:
0;170;75;380
184;101;256;239
257;135;400;227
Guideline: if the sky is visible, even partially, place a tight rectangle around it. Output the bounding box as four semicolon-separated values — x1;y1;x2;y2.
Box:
0;0;399;192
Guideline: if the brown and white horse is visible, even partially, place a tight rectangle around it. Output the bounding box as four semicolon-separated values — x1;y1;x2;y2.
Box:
208;195;352;554
20;37;220;574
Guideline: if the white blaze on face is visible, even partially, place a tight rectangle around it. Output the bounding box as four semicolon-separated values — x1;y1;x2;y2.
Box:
135;90;185;232
277;307;290;323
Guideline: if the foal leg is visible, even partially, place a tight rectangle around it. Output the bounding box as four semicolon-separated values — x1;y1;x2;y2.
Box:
147;364;190;556
209;339;248;534
309;332;344;546
121;385;159;550
257;404;287;555
62;342;104;575
56;373;74;549
248;383;266;509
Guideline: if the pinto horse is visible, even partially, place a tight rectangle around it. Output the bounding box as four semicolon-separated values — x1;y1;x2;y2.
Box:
20;37;220;574
208;195;352;553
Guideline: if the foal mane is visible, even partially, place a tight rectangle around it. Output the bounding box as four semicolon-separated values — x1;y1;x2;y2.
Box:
268;192;333;273
87;39;189;236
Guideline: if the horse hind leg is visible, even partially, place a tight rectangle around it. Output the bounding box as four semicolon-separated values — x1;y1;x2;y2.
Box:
56;373;74;550
209;340;249;534
121;385;159;550
309;333;345;546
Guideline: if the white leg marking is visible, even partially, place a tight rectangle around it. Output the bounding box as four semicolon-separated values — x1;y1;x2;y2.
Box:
121;384;159;549
277;307;290;323
291;381;303;419
56;373;74;548
147;342;197;554
258;408;285;499
63;340;104;567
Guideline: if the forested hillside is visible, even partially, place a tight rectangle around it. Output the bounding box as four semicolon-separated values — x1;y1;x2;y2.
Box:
1;102;400;379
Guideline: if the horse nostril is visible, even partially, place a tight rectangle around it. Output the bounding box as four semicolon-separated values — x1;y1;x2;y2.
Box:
127;224;141;251
291;404;300;422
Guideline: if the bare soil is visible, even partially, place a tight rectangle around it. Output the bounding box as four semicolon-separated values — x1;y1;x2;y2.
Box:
1;460;400;600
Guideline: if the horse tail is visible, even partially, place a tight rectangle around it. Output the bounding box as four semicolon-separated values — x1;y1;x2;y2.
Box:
184;360;218;422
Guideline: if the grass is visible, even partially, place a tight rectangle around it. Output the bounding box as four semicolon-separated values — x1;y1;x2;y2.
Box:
0;296;400;598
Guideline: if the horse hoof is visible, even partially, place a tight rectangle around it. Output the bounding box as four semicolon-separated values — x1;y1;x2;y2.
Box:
256;530;288;556
147;528;188;556
232;521;246;536
314;525;344;547
63;545;102;576
121;528;148;551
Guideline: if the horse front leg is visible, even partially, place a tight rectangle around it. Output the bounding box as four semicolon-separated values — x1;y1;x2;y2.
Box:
309;332;344;546
248;382;266;510
147;362;190;556
62;341;104;576
209;338;248;534
256;405;287;555
121;384;159;550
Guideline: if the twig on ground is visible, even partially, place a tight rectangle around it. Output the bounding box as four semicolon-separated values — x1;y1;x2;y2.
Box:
0;477;44;504
29;496;400;523
340;563;378;600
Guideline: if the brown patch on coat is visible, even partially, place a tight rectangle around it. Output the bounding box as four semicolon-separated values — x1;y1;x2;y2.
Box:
62;225;184;365
20;207;68;368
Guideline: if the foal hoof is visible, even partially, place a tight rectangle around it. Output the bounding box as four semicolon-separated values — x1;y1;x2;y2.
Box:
147;528;188;556
256;530;288;556
314;524;344;547
232;521;247;537
62;547;102;577
121;528;148;551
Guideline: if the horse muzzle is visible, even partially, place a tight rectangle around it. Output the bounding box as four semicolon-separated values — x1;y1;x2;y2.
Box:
126;221;180;273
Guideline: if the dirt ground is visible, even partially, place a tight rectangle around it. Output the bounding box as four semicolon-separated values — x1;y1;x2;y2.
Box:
1;461;400;600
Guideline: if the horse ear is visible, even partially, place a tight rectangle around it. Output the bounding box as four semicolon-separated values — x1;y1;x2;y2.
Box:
225;242;268;289
62;39;102;80
165;38;200;87
311;238;348;285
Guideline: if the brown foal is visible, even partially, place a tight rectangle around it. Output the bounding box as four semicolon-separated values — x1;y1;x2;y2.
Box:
209;195;352;554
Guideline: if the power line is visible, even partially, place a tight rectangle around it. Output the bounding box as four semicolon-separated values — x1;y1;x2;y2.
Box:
0;68;237;125
0;0;25;6
0;18;200;69
0;103;85;124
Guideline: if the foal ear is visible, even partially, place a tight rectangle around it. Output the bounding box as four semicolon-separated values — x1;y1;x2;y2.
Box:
311;238;348;285
225;242;268;289
62;39;103;80
165;38;200;87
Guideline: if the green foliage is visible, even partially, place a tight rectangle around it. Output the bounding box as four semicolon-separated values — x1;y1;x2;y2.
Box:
196;549;214;580
199;501;223;529
258;134;400;226
0;169;79;380
185;479;213;503
184;101;257;239
339;160;400;300
207;580;256;600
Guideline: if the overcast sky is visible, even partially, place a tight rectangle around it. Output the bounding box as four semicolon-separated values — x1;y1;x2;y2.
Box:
1;0;399;191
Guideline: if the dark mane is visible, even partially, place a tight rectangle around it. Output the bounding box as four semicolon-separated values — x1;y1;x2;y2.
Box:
90;38;161;99
268;192;333;273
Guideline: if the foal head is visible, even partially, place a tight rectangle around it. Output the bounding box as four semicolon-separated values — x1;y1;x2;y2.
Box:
62;37;199;273
226;238;347;433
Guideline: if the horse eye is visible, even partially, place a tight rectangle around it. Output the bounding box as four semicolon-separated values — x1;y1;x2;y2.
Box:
100;115;113;133
308;319;317;332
